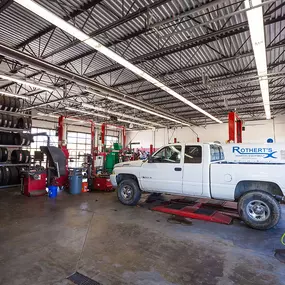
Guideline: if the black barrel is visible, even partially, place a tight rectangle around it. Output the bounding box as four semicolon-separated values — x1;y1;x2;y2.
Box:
0;148;8;162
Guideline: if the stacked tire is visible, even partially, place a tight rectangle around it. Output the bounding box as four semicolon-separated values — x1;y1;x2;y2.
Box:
0;96;21;112
0;95;31;130
0;132;33;146
0;147;8;162
11;150;30;164
0;166;22;185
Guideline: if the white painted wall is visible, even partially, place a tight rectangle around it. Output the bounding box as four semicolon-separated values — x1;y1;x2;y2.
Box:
126;116;285;149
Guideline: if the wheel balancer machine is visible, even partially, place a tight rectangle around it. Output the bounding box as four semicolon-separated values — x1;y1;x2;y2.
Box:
21;132;67;196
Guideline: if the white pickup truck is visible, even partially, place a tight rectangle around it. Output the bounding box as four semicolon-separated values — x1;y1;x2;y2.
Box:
110;143;285;230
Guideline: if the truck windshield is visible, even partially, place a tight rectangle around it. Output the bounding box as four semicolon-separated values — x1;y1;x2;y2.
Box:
210;145;224;161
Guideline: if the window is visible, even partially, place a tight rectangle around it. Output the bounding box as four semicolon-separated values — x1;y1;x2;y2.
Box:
184;145;202;164
30;128;58;156
105;135;118;147
67;132;91;168
152;145;181;163
210;144;224;161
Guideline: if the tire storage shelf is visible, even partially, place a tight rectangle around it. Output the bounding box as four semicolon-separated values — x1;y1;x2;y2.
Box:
0;95;32;189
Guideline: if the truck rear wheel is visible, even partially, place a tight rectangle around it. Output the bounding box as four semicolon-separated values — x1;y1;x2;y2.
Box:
238;191;281;230
117;179;141;206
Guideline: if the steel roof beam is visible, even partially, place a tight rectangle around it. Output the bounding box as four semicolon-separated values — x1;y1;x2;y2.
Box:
86;15;285;78
41;0;172;59
0;0;13;14
112;41;285;88
15;0;104;49
0;44;191;125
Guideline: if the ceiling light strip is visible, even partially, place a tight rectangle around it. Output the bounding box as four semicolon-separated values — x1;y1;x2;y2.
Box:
15;0;222;124
86;89;190;126
0;90;29;100
81;102;165;127
0;73;54;93
65;106;110;119
245;0;271;119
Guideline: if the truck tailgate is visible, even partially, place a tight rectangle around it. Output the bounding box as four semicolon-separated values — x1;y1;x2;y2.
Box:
210;162;285;200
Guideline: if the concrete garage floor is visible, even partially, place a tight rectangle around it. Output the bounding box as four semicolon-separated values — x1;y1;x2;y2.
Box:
0;188;284;285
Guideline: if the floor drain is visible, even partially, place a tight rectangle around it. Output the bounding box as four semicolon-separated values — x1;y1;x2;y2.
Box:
275;249;285;263
67;272;101;285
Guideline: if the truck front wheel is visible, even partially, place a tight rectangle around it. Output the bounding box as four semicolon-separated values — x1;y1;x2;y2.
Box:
238;191;281;230
117;179;141;206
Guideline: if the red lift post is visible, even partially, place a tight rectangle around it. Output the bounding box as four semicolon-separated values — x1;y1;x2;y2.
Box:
228;112;243;143
56;115;69;188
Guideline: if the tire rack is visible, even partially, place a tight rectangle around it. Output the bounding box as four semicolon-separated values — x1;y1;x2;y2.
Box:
0;126;31;189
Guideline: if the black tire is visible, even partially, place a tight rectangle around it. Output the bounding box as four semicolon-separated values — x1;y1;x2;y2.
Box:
11;116;17;128
3;96;10;111
5;133;14;145
2;166;10;186
23;150;30;163
6;115;12;128
0;96;4;110
16;117;24;129
0;167;3;185
0;147;8;162
117;179;141;206
11;150;24;164
9;98;16;112
2;114;8;127
238;191;281;230
15;99;20;112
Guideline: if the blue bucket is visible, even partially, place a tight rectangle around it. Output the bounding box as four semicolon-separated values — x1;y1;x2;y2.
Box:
48;185;58;198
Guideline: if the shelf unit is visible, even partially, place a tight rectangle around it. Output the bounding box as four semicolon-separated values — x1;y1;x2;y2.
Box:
0;96;32;189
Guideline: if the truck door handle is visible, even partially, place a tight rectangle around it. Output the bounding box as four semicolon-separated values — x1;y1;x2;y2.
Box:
174;167;182;171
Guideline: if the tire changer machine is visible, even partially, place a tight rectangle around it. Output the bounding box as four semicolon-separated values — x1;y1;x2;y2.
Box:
21;132;67;196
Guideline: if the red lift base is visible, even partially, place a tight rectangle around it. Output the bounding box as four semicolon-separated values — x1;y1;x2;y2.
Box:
152;198;239;225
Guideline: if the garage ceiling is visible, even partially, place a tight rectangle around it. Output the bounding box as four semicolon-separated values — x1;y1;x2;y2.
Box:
0;0;284;128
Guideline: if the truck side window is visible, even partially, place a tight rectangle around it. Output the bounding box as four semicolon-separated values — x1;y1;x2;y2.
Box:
152;145;182;163
184;146;202;163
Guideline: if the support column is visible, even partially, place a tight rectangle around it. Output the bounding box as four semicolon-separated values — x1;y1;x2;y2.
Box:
91;121;96;172
122;127;126;149
228;112;236;142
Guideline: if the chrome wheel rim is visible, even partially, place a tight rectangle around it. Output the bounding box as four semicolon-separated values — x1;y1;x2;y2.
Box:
121;185;134;201
246;200;270;222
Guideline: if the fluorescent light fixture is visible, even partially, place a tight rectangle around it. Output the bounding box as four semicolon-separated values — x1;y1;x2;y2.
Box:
15;0;222;124
245;0;271;119
65;106;110;119
85;89;191;126
118;118;155;129
0;90;29;100
81;102;165;127
37;112;59;118
0;74;54;93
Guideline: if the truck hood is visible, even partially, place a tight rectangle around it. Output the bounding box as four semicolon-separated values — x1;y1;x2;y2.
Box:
115;160;145;168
